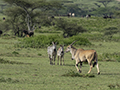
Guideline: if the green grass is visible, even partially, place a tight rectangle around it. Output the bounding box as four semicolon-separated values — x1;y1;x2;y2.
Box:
0;14;120;89
64;17;120;32
0;36;120;90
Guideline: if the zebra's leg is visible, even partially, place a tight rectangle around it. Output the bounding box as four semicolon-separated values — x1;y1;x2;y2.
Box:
53;55;56;65
60;57;62;65
63;56;64;65
49;55;53;65
57;56;59;65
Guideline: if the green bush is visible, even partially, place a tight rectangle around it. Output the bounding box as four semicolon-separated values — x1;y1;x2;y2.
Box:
12;51;19;55
98;52;120;62
104;26;118;36
15;35;91;48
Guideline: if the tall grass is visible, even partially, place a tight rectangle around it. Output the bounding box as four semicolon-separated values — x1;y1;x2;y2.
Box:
98;52;120;62
65;17;120;32
0;33;120;90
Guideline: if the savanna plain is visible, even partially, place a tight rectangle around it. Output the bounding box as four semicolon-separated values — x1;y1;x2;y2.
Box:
0;16;120;90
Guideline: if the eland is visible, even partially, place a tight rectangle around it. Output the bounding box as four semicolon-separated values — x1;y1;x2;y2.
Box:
47;42;57;65
65;41;100;75
57;45;64;65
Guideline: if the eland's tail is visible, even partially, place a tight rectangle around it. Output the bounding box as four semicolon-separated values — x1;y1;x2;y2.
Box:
93;52;97;67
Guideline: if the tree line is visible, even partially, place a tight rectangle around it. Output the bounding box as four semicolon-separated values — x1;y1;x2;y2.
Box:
0;0;120;37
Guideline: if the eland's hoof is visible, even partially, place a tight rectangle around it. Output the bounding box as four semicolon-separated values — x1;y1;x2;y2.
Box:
79;70;81;73
97;72;100;75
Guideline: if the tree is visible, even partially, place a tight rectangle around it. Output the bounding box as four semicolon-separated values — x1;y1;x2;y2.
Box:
94;3;101;8
3;0;62;35
4;7;27;36
64;4;81;17
56;18;86;38
97;0;114;7
0;4;7;13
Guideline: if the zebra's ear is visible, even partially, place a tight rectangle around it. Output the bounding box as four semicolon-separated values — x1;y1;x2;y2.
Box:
52;42;54;44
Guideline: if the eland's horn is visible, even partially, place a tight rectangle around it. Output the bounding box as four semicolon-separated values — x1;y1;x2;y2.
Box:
70;40;78;46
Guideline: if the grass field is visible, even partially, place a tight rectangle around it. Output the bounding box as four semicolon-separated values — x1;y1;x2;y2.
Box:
0;11;120;89
0;35;120;90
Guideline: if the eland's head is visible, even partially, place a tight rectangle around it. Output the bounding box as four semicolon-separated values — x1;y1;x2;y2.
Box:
65;40;77;53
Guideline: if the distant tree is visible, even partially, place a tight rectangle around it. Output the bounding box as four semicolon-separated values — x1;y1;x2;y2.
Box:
3;0;62;36
90;7;114;16
56;18;86;38
97;0;114;7
94;3;101;8
0;4;7;13
114;11;120;17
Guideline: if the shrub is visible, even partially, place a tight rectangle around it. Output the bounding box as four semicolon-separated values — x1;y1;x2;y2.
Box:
104;26;118;36
55;18;87;37
12;51;19;54
15;35;91;48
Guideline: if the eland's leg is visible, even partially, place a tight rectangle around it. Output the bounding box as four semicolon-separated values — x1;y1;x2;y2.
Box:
75;62;81;73
80;62;82;72
88;62;93;74
96;63;100;75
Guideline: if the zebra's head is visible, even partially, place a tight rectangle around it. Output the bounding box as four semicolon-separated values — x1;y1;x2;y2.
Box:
52;42;57;51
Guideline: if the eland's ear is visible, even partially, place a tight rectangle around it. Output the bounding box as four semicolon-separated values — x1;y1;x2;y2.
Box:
55;42;57;45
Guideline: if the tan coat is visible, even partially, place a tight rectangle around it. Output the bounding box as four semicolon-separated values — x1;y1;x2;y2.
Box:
66;44;100;75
